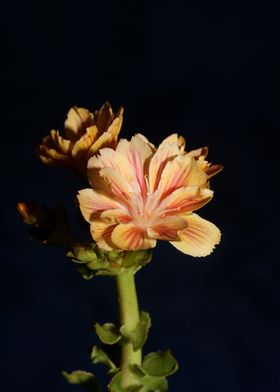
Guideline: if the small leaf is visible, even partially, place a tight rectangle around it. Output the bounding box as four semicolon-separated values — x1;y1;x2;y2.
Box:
142;351;178;377
91;345;117;371
120;311;151;351
77;266;95;280
141;376;167;391
129;366;167;392
140;311;151;329
70;243;98;263
95;323;121;345
62;370;101;391
108;372;142;392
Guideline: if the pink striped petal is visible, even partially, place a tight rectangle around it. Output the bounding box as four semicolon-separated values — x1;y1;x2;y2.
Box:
100;209;132;224
99;167;135;198
160;186;213;215
88;148;139;194
147;216;188;240
158;155;208;199
111;223;156;250
77;189;126;222
170;213;221;256
90;220;119;251
148;142;179;192
117;135;153;196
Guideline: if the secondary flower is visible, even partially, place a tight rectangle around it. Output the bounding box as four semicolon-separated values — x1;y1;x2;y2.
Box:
78;134;222;256
36;102;123;178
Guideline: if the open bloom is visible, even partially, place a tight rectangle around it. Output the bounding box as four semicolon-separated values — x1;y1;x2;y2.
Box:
37;102;123;178
78;134;222;256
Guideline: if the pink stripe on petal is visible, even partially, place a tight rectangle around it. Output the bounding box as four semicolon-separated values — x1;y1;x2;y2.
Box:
101;209;132;223
148;216;188;240
161;187;213;215
90;220;119;251
128;135;154;196
148;142;179;192
158;155;207;199
170;213;221;257
77;189;125;222
111;223;156;250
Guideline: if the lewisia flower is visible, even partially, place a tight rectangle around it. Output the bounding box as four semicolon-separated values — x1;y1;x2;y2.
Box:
37;102;123;178
78;134;222;256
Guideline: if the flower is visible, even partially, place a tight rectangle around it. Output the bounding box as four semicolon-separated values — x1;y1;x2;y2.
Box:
77;134;222;256
36;102;123;178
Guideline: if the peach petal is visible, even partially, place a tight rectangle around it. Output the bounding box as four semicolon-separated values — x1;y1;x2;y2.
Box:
205;164;223;178
187;146;208;159
64;107;93;140
50;130;73;154
170;213;221;257
95;102;113;132
106;109;124;140
72;128;98;159
77;189;126;222
88;131;113;156
158;133;186;152
111;223;156;250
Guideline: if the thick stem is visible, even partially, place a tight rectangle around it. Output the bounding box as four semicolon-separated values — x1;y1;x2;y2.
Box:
116;270;141;387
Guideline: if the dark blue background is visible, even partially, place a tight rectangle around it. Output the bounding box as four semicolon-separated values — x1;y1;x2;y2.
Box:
1;1;280;391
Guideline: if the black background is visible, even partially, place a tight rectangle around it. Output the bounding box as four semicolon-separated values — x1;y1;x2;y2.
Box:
1;1;280;391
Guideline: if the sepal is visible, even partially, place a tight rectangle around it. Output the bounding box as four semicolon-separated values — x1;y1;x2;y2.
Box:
68;246;154;279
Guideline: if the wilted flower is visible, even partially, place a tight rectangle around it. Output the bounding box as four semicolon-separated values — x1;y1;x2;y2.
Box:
37;102;123;178
77;134;222;256
17;202;72;246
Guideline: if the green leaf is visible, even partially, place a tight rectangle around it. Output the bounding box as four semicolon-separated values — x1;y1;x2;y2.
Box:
95;323;121;345
62;370;102;392
108;372;142;392
142;351;178;377
91;345;117;372
120;311;151;351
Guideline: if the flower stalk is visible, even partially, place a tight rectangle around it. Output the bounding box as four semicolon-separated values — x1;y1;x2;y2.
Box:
116;270;142;387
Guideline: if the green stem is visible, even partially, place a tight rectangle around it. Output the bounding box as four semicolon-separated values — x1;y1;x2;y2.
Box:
116;270;141;387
